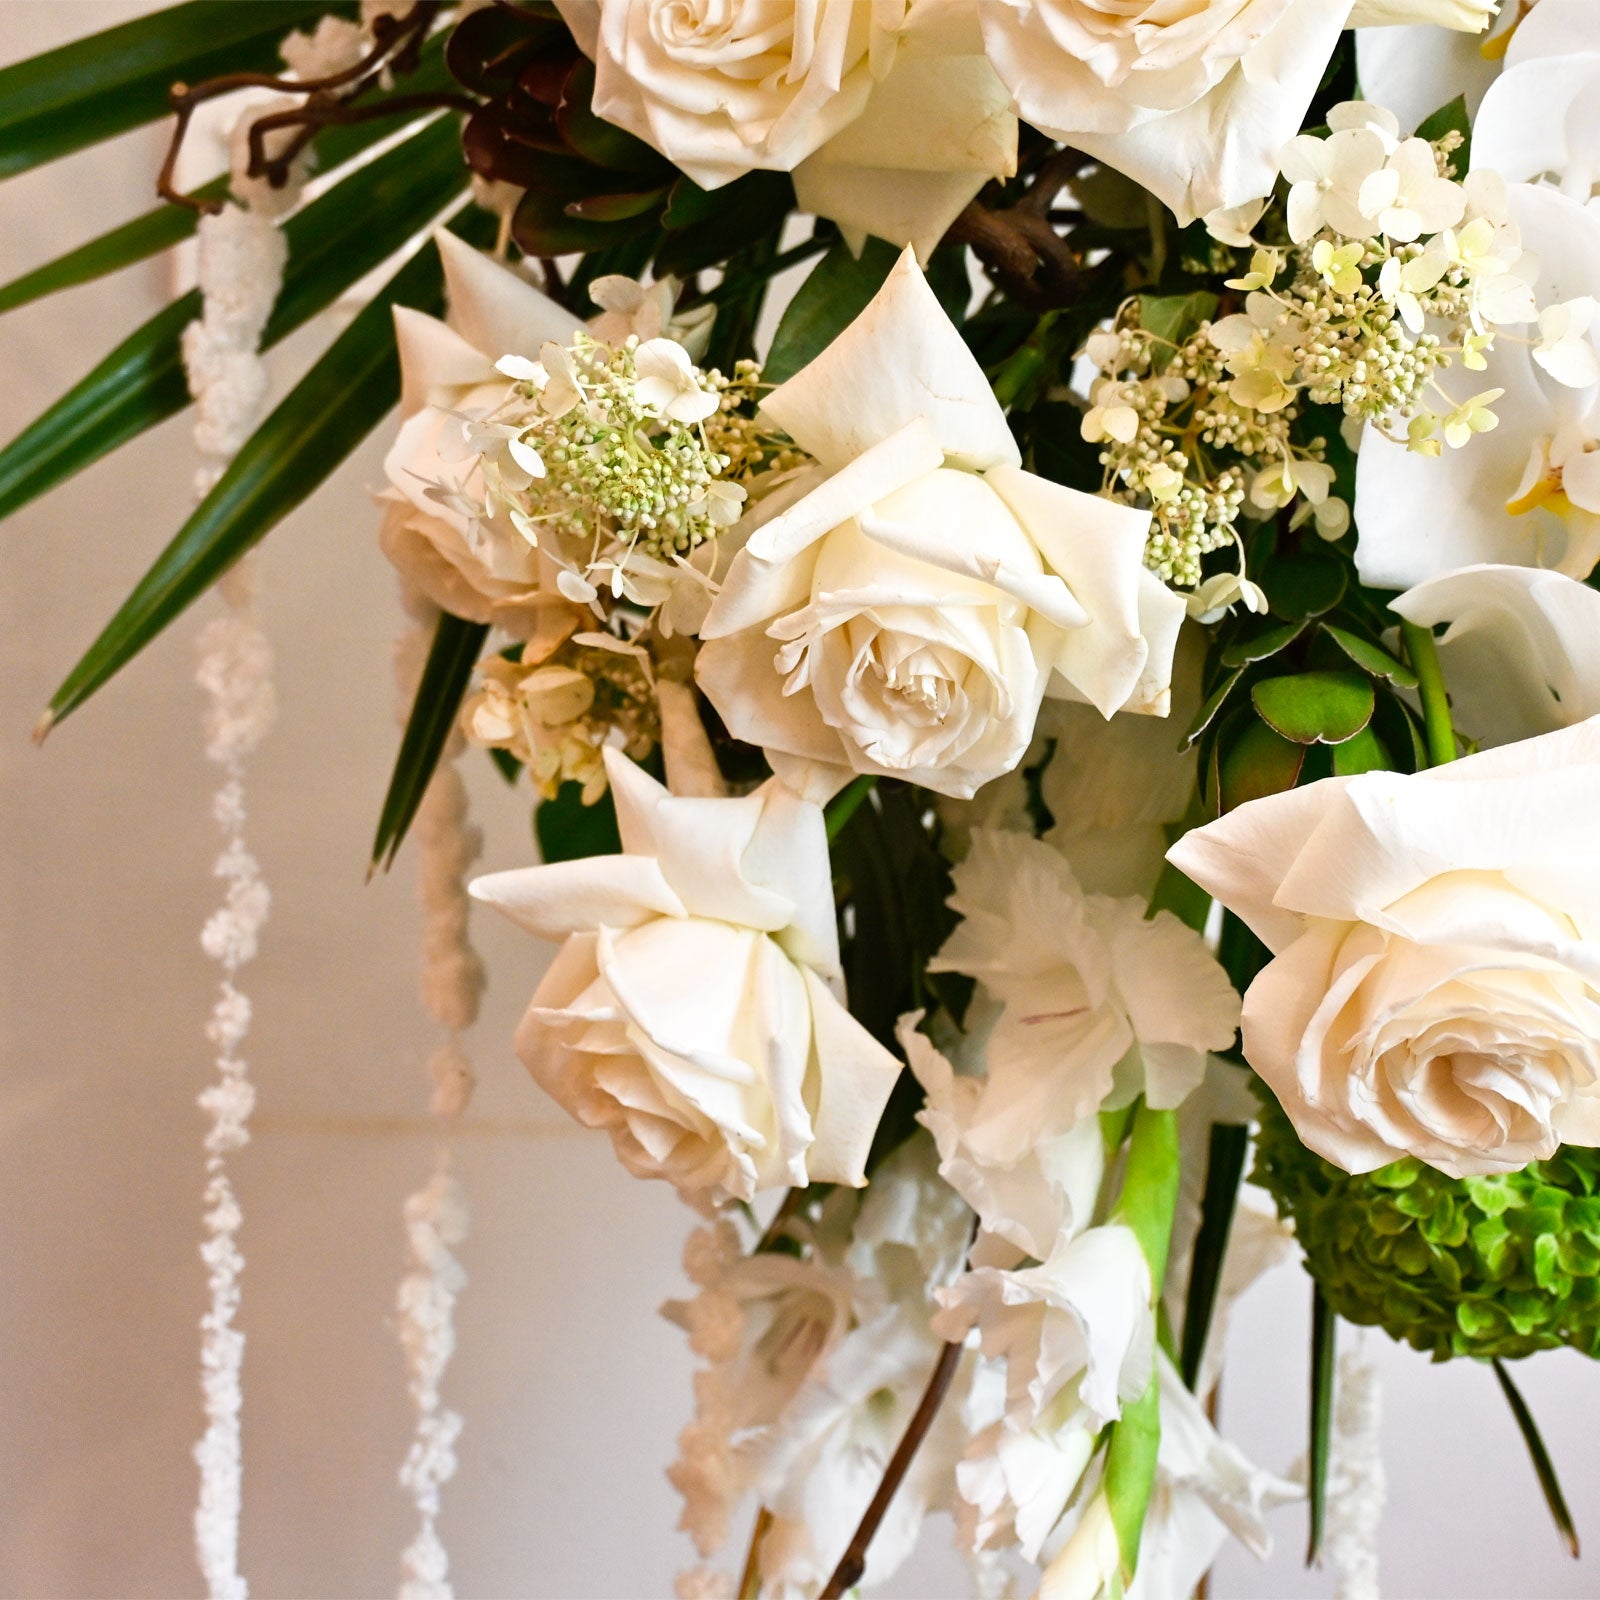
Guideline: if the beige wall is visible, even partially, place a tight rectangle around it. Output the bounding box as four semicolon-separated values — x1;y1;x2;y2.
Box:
0;5;1596;1597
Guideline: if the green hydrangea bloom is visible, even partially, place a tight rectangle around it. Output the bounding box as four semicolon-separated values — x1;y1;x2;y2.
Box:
1252;1094;1600;1362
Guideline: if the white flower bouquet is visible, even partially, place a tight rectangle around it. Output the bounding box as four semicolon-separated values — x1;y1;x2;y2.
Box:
6;0;1600;1594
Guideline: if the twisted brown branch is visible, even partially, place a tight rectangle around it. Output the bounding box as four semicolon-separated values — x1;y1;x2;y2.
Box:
156;2;455;214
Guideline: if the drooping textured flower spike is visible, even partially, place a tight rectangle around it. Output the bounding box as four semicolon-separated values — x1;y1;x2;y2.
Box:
470;749;901;1206
696;249;1185;803
1169;716;1600;1178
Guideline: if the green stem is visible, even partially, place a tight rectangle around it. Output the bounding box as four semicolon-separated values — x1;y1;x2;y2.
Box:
824;773;877;842
1400;618;1457;766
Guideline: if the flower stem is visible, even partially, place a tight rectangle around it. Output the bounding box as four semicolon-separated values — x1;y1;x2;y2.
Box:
737;1506;774;1600
1399;619;1457;766
818;1336;965;1600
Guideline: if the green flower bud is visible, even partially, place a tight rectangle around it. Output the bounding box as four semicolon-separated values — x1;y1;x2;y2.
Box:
1253;1092;1600;1363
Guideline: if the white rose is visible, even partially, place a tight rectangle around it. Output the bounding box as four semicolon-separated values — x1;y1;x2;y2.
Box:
469;748;901;1205
380;232;583;637
975;0;1354;224
1392;563;1600;749
695;250;1184;803
1169;717;1600;1178
558;0;1017;259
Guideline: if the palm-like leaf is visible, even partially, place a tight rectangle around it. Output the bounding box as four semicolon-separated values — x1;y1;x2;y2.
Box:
0;0;357;180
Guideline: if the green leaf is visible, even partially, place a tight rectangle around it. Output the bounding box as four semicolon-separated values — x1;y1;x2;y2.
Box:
0;1;355;181
565;188;669;223
1308;1288;1337;1565
1220;716;1306;810
1183;666;1244;748
1137;291;1217;368
42;229;461;730
1220;618;1305;668
762;237;900;387
1332;723;1392;776
1146;859;1210;934
1181;1122;1250;1389
825;775;878;844
535;781;624;864
0;113;468;527
654;169;794;279
1493;1360;1581;1559
1261;549;1348;619
1104;1375;1161;1582
1322;623;1419;688
372;614;488;872
1416;93;1472;173
1252;671;1375;745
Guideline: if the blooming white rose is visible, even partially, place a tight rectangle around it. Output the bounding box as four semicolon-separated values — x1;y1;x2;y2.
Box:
1169;717;1600;1177
976;0;1353;225
469;748;900;1204
1392;564;1600;749
1355;183;1600;587
696;250;1184;803
380;232;585;637
556;0;1017;259
926;830;1241;1160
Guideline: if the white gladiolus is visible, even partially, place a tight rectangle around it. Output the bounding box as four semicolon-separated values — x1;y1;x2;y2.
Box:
1348;0;1499;26
925;831;1242;1150
1169;717;1600;1177
696;251;1184;803
555;0;1016;260
470;750;901;1205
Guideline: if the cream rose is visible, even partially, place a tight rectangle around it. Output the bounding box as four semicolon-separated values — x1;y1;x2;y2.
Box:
556;0;1016;259
380;232;583;638
470;748;901;1205
1169;718;1600;1177
695;249;1184;803
976;0;1354;224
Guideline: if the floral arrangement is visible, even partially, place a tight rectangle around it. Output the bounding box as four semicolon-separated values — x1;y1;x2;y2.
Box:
8;0;1600;1594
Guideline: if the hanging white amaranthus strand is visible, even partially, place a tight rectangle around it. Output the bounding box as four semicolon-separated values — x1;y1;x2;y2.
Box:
1326;1336;1386;1600
184;198;284;1600
393;586;486;1600
184;22;371;1592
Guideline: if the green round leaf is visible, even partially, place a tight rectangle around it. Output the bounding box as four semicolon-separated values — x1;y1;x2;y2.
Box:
1221;716;1306;810
1261;549;1348;619
1322;623;1419;688
1332;724;1392;776
1251;671;1376;745
1220;618;1305;668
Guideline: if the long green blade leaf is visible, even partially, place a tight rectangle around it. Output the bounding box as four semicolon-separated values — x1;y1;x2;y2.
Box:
1179;1120;1249;1389
0;1;355;180
42;237;447;732
1493;1359;1581;1558
0;40;458;318
0;113;467;526
1307;1287;1337;1566
374;614;489;873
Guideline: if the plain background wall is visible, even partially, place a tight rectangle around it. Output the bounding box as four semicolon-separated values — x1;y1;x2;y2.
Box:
1;4;1597;1597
